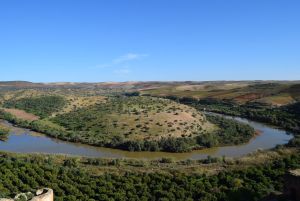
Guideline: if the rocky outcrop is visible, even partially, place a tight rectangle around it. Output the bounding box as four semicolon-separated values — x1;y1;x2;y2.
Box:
30;189;53;201
0;188;53;201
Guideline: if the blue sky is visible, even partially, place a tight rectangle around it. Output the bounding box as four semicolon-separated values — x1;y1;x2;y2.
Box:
0;0;299;82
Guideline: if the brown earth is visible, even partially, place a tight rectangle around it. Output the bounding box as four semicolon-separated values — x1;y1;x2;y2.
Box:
3;108;39;121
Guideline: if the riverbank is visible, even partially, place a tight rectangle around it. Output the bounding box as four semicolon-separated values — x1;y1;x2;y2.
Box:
0;124;9;141
0;146;298;175
0;113;293;160
0;106;256;153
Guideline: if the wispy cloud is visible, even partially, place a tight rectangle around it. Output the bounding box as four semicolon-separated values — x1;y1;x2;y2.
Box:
113;68;131;75
113;53;148;64
96;53;148;68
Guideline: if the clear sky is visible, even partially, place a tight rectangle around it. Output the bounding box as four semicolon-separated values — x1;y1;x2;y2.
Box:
1;0;299;82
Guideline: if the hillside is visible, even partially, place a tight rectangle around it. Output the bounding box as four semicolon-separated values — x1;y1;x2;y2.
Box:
1;81;299;107
0;88;256;152
51;96;214;142
140;82;300;106
1;93;218;152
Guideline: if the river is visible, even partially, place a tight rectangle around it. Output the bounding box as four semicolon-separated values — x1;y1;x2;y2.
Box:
0;115;293;160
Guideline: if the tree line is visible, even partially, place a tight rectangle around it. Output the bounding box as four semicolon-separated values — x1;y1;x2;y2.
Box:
3;95;66;118
0;152;299;201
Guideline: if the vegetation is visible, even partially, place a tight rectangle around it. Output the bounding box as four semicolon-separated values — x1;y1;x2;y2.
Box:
203;114;255;146
174;97;300;135
51;96;211;139
0;81;299;200
2;83;297;152
3;95;67;118
0;124;9;141
0;150;299;201
141;82;300;105
48;96;218;152
0;90;258;153
0;101;255;152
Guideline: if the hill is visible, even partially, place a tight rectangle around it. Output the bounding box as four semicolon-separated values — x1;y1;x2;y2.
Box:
51;96;215;148
0;89;256;152
1;81;299;107
140;81;300;106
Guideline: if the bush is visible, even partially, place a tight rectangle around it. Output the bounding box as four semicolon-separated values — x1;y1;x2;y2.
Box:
0;153;299;200
0;125;10;141
3;95;66;118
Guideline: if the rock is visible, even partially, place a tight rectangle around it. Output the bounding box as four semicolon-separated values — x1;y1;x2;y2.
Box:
31;188;53;201
0;189;53;201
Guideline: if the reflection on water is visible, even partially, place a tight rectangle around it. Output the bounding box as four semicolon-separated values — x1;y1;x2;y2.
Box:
0;115;293;160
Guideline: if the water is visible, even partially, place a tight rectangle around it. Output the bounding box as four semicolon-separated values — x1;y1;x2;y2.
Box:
0;115;293;160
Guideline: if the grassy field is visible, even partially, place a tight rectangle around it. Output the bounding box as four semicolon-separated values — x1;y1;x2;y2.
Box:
140;82;300;106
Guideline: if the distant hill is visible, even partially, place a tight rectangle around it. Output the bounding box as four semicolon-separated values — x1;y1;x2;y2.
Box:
139;81;300;106
1;80;299;105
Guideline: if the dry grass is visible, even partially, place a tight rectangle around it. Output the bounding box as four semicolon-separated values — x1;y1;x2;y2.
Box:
140;83;251;99
237;148;298;167
52;95;107;116
140;83;300;106
175;83;249;92
256;94;295;106
3;108;39;121
1;89;47;102
99;98;216;141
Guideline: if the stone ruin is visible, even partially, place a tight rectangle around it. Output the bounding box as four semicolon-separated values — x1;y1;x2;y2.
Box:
0;188;53;201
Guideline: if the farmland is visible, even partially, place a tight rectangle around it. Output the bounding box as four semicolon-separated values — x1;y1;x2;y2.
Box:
140;82;300;105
